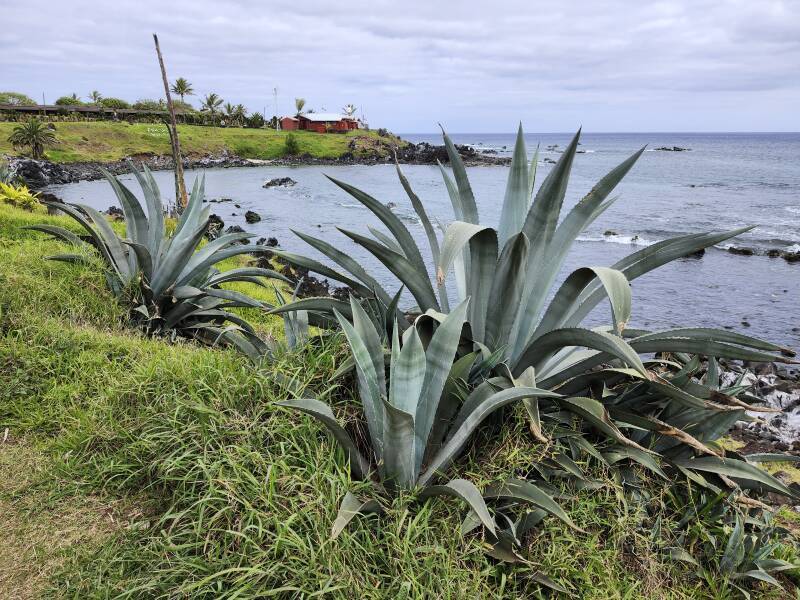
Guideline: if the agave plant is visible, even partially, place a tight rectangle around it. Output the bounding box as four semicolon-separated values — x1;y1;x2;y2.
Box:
272;125;799;563
27;164;288;360
279;298;582;569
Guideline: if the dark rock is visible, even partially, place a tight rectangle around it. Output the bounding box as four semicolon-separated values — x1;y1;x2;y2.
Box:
655;146;690;152
766;249;782;258
386;202;397;209
263;177;297;188
245;210;261;224
781;251;800;263
106;206;124;220
543;157;557;164
206;214;225;240
394;142;510;166
225;225;246;234
727;246;756;256
603;230;618;236
234;204;241;208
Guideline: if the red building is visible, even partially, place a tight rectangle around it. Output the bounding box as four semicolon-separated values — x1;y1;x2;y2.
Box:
297;113;359;133
279;116;299;130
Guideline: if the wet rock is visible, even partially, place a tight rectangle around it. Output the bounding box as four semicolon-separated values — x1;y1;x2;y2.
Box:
386;202;397;209
655;146;690;152
543;157;557;164
781;251;800;263
682;248;706;259
727;246;756;256
394;142;510;166
245;210;261;224
263;177;297;188
766;249;782;258
603;230;618;236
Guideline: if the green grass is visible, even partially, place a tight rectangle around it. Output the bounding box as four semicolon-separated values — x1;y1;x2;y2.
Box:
0;122;404;163
0;202;797;598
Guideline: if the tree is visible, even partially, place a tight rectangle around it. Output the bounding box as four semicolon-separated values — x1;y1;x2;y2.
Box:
342;103;357;117
0;92;35;106
294;97;306;116
223;102;236;126
170;78;193;103
55;95;83;106
99;97;130;109
234;104;247;127
88;90;103;105
8;119;57;159
201;93;223;125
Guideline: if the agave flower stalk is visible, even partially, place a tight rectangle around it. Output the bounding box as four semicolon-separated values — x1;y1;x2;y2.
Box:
28;163;288;361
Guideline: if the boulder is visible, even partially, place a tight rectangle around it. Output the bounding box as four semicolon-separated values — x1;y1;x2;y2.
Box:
245;210;261;224
263;177;297;188
727;246;756;256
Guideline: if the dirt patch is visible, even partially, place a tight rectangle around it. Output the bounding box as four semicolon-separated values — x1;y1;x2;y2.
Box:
0;439;142;599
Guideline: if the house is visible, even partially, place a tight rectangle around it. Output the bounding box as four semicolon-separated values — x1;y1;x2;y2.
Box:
279;116;299;131
297;113;359;133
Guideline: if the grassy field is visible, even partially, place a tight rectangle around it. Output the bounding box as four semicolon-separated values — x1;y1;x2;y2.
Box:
0;122;403;163
0;201;798;598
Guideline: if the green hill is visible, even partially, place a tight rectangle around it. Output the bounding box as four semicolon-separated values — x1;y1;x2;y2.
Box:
0;121;403;163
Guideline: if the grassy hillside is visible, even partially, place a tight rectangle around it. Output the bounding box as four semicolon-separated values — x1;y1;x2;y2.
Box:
0;122;403;163
0;202;797;598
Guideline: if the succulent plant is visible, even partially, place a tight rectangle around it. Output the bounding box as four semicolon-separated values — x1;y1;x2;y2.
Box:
28;164;288;360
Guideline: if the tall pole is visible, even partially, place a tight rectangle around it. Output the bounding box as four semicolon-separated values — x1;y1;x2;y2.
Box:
273;87;279;130
153;33;188;209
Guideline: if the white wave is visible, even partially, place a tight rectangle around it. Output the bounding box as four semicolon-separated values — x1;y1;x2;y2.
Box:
788;244;800;253
786;207;800;215
336;202;362;209
577;234;654;247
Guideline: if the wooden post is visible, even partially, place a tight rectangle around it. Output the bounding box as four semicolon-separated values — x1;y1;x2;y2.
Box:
153;33;188;209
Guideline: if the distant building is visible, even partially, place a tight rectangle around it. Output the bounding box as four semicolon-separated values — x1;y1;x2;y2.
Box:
279;113;358;133
279;116;299;131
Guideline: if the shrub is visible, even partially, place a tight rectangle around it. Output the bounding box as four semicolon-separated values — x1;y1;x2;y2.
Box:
7;118;57;159
132;98;166;111
0;91;36;106
246;112;265;128
99;97;130;109
0;182;40;211
284;133;299;155
28;164;289;360
54;95;83;106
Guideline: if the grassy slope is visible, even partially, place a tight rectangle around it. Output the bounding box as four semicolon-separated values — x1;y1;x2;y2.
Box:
0;122;403;163
0;203;795;599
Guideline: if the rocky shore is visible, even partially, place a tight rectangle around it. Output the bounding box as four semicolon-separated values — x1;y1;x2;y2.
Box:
4;141;509;189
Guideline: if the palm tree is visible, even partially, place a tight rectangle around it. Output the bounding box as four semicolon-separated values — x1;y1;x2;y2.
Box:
88;90;103;105
223;102;236;126
233;104;247;127
8;119;57;159
170;78;194;103
294;97;306;116
201;93;223;126
342;103;357;117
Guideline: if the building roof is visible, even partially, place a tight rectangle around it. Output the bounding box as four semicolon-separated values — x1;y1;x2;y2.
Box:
299;112;351;122
280;116;298;121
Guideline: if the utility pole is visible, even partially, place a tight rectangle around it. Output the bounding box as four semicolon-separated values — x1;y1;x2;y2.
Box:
273;87;279;130
153;33;188;209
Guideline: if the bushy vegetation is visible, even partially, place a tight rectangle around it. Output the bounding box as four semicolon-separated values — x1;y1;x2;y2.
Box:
0;91;36;105
285;132;300;155
99;97;131;110
0;181;40;210
3;124;800;597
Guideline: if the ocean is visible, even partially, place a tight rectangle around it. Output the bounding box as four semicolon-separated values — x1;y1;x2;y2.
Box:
46;132;800;347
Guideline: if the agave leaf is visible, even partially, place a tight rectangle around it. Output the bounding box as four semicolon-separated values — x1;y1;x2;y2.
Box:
206;267;291;287
415;299;470;472
420;386;560;486
269;297;352;320
437;221;493;284
389;325;426;415
331;492;382;539
395;159;447;311
368;226;405;256
604;446;668;479
150;222;207;296
326;175;427;273
340;228;439;311
484;232;529;350
497;123;530;244
607;407;718;456
124;241;154;281
536;267;631;339
629;328;794;357
721;513;745;574
419;478;495;536
483;478;580;531
514;327;647;378
745;454;800;464
557;396;650;452
131;162;166;256
74;203;133;277
269;248;373;299
333;308;385;462
350;296;388;411
23;224;82;246
100;167;148;248
671;456;797;498
45;253;97;267
296;231;396;305
440;130;479;224
278;398;371;480
381;399;417;489
175;245;272;290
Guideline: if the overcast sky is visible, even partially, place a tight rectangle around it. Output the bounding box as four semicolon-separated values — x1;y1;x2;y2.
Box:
2;0;798;132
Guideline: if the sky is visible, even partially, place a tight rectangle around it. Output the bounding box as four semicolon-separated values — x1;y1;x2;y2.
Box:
1;0;798;133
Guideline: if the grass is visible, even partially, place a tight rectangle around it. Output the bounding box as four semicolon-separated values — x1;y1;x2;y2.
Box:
0;201;798;598
0;122;405;163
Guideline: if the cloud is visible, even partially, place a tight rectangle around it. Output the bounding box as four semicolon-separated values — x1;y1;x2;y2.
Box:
1;0;798;131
